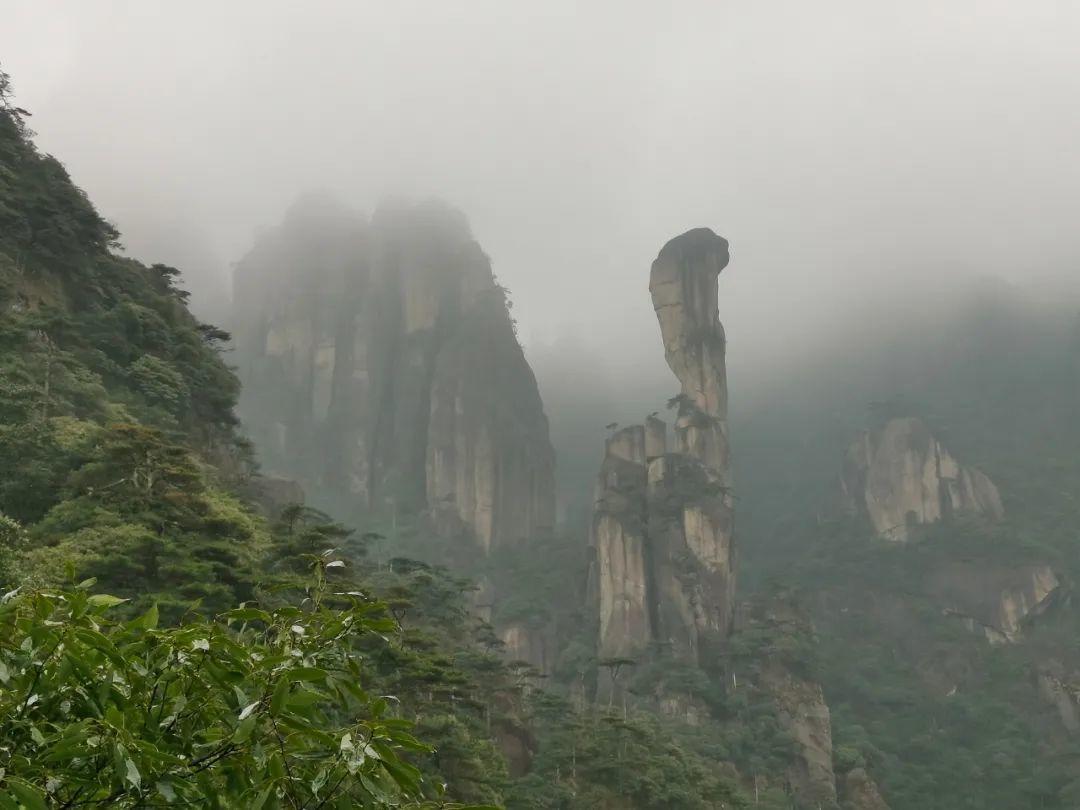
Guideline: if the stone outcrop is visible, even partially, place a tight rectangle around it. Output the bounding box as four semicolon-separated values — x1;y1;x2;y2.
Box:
839;768;890;810
747;599;842;809
1037;661;1080;734
232;195;555;554
761;663;838;808
590;229;735;673
928;562;1059;644
499;622;554;674
839;417;1004;541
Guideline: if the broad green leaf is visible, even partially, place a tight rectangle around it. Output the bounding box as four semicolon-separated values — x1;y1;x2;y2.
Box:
268;752;286;780
223;607;272;624
250;784;274;809
141;603;159;630
7;779;47;810
86;594;128;608
105;705;126;731
156;780;176;802
238;701;260;720
232;713;257;743
270;677;290;716
124;758;141;790
287;666;327;682
278;714;336;746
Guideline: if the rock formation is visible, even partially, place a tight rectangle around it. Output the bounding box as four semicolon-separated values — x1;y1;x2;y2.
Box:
840;768;891;810
499;622;554;675
590;229;735;672
1037;661;1080;734
839;417;1004;541
928;562;1059;644
232;195;555;554
650;228;731;477
761;663;838;808
745;598;844;809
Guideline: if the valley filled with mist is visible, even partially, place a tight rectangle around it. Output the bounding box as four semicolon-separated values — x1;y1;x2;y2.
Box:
2;4;1080;808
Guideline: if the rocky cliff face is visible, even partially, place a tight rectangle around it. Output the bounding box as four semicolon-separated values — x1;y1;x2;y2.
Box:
745;598;846;809
839;417;1004;541
928;562;1059;644
232;196;555;553
590;229;735;671
760;663;838;808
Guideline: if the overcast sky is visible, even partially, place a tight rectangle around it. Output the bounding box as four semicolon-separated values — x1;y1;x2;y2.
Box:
4;1;1080;386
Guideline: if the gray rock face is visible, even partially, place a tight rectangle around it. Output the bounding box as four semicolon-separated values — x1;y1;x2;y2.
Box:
749;599;841;809
928;562;1059;644
649;228;731;476
232;197;555;553
761;663;839;808
590;229;735;671
499;622;554;675
839;417;1004;541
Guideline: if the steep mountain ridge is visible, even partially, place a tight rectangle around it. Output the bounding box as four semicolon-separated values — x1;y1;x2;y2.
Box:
232;196;556;556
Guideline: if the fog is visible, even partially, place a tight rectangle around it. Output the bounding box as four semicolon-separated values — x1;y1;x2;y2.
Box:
5;0;1080;391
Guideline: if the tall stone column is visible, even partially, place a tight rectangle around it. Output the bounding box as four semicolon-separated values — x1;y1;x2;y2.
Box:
590;228;735;679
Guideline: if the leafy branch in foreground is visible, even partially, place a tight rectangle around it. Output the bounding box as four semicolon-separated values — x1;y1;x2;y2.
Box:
0;566;493;809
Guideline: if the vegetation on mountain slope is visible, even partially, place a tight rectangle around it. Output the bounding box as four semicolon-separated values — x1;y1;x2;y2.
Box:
735;288;1080;809
10;56;1080;809
0;70;763;808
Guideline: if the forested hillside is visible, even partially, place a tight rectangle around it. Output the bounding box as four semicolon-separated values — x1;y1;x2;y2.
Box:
530;261;1080;809
732;284;1080;808
0;69;772;808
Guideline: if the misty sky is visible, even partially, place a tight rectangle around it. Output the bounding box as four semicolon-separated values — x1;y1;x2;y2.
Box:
4;1;1080;389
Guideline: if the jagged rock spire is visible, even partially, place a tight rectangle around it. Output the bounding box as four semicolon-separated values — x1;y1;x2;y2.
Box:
650;228;731;477
590;228;736;673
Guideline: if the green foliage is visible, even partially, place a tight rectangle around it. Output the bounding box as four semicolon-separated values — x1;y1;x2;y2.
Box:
484;533;586;636
128;354;190;416
510;697;749;809
0;72;247;617
734;286;1080;808
0;100;117;264
0;575;493;808
261;508;516;806
14;423;262;620
0;71;513;808
0;421;79;523
0;511;23;583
